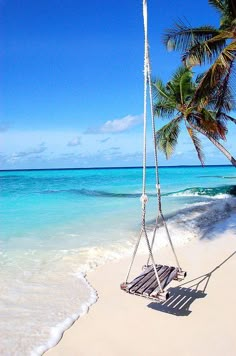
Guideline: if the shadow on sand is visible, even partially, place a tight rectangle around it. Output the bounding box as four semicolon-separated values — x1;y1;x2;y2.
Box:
148;251;236;316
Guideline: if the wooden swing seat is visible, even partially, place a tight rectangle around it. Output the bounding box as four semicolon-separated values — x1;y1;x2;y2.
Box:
121;264;186;302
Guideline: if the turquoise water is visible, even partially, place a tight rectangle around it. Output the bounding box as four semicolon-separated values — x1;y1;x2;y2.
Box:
2;166;236;248
1;166;236;355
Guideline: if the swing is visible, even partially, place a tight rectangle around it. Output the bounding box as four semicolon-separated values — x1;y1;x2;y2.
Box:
120;0;186;302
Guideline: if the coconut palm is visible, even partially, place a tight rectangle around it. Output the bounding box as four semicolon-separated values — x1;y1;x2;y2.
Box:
153;66;236;166
163;0;236;105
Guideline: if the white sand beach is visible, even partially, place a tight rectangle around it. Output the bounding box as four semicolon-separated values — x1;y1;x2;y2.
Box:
46;214;236;356
2;0;236;354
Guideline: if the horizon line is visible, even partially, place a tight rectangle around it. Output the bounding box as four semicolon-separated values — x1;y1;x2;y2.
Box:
0;164;232;172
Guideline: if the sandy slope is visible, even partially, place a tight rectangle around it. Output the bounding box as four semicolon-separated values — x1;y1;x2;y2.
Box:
46;217;236;356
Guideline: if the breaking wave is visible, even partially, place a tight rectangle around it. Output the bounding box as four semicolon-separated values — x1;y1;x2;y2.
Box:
168;185;236;198
42;185;236;199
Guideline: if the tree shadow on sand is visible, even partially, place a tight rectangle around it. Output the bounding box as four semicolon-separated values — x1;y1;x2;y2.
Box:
147;251;236;316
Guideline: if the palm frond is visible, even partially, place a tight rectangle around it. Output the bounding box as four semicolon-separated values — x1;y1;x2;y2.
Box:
167;66;195;105
170;66;192;82
208;0;225;14
195;72;206;84
163;22;220;52
170;66;193;90
220;0;236;28
152;78;177;117
228;0;236;19
190;110;228;140
208;1;236;29
186;127;205;165
155;117;182;159
179;69;195;104
194;41;236;100
154;102;176;118
217;112;236;124
182;34;227;66
215;120;228;139
152;79;170;101
212;60;235;112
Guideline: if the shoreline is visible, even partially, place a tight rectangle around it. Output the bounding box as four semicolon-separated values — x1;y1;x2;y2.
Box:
46;213;236;356
2;166;236;355
32;273;98;356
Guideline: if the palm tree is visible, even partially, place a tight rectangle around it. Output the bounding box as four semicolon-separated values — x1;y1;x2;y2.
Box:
153;66;236;166
163;0;236;104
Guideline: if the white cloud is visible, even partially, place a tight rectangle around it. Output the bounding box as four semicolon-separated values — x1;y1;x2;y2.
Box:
67;136;81;147
86;114;143;134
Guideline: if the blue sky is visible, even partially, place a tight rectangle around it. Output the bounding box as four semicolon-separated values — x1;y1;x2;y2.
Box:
0;0;235;169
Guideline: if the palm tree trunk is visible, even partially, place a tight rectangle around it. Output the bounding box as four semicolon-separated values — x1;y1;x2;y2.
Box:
189;122;236;166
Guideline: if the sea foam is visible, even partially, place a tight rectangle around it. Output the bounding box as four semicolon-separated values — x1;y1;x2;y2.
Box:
32;273;97;356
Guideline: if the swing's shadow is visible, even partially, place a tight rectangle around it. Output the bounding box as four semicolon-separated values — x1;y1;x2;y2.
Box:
147;251;236;316
148;286;205;316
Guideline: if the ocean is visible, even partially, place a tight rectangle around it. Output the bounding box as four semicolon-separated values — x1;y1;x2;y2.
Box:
1;165;236;355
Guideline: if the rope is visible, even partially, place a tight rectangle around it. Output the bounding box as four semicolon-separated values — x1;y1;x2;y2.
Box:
142;0;162;292
142;0;148;199
125;0;163;293
146;50;181;270
125;0;148;284
125;229;143;283
125;0;182;289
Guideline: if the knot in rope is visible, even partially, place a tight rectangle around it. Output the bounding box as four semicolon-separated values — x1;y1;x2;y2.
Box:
140;193;148;206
